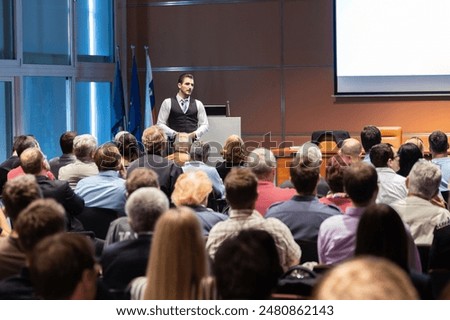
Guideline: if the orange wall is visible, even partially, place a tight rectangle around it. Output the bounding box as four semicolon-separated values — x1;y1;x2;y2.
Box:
125;0;450;147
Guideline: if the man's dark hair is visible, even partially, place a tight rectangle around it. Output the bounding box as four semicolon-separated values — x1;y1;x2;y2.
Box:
126;167;160;196
59;131;77;154
325;155;350;193
343;162;378;207
428;130;449;154
190;141;210;162
15;135;38;157
1;175;42;223
29;233;96;299
213;229;283;299
289;156;320;194
178;73;194;84
94;143;122;171
360;125;382;153
370;143;394;168
224;168;258;209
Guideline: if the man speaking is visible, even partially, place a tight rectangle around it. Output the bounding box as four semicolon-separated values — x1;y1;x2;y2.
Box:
156;73;209;142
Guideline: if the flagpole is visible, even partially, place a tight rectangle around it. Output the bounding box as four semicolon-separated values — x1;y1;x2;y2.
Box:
131;44;136;58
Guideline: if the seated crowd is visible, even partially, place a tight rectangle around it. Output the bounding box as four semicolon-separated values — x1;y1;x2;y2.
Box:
0;125;450;300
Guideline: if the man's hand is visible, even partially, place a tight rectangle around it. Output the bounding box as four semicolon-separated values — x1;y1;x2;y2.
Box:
188;132;197;141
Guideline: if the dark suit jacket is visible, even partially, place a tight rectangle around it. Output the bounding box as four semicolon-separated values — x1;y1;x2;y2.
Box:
36;175;84;230
127;154;182;200
101;233;152;291
0;155;20;194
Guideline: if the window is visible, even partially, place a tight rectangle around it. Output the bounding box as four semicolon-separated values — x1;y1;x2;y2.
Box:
0;81;13;161
0;0;14;60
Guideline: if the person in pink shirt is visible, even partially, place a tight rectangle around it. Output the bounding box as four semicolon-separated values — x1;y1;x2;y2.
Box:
247;148;296;216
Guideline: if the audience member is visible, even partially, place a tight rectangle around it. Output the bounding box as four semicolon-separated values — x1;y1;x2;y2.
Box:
206;168;300;271
266;145;340;249
429;219;450;270
318;162;378;265
391;161;450;245
360;125;381;163
29;233;99;299
127;125;183;200
114;131;141;169
0;199;66;299
0;175;42;281
312;256;419;300
429;130;450;193
48;131;77;179
20;147;84;231
246;148;295;215
213;229;283;299
166;132;192;166
319;155;352;211
338;138;363;164
0;135;29;193
101;187;169;292
104;167;160;246
405;136;425;156
370;143;407;204
171;171;227;236
59;134;99;189
355;203;432;298
396;143;423;177
75;143;126;216
215;134;246;181
130;207;209;300
183;141;225;200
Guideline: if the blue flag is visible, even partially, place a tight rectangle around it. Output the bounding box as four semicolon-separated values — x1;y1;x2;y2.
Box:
144;48;155;128
111;59;125;138
128;54;142;141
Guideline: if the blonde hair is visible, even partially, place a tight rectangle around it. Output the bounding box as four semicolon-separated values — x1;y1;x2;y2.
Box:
171;171;212;207
221;134;246;163
143;207;207;299
313;256;419;300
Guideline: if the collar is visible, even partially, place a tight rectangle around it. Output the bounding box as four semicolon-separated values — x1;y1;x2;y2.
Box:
344;206;366;217
98;170;121;177
229;209;257;218
177;95;190;104
292;194;318;202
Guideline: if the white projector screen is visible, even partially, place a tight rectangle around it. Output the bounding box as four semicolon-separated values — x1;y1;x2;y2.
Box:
334;0;450;95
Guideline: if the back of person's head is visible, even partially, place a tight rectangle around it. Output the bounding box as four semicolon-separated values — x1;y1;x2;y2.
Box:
73;134;97;159
213;229;283;299
313;256;419;299
289;143;322;194
370;143;394;168
15;199;66;254
396;143;423;177
225;167;258;210
20;147;44;175
360;125;382;153
15;135;39;157
142;125;166;155
344;162;378;207
173;132;192;152
246;147;276;179
126;187;169;233
325;155;351;193
125;167;160;196
339;138;363;162
1;174;42;223
355;204;409;272
144;207;206;299
407;160;441;200
94;143;122;171
405;136;425;155
221;134;246;163
29;233;97;300
114;131;140;162
429;130;449;154
171;171;212;207
189;141;210;163
59;131;77;154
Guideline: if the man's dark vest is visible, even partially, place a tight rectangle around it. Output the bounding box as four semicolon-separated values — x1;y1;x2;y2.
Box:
168;97;198;133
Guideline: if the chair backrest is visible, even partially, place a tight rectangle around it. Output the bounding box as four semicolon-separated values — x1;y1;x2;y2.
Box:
379;126;402;149
416;244;431;273
296;239;319;264
311;130;350;151
77;207;119;240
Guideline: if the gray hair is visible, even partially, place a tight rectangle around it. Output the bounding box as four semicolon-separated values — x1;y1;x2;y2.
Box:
295;142;322;168
73;134;98;158
246;148;276;177
408;160;441;200
125;187;169;233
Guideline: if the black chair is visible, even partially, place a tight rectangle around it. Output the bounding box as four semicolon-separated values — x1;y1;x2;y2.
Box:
296;239;319;263
311;130;350;148
417;244;431;273
429;268;450;299
77;207;119;240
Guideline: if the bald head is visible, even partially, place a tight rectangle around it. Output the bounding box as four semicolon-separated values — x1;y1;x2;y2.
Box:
20;148;45;175
339;138;362;163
